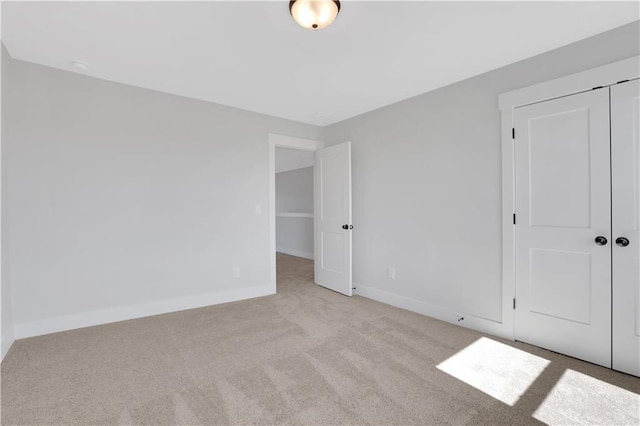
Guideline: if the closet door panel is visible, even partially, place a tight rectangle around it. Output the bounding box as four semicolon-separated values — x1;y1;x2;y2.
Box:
611;79;640;377
514;89;612;368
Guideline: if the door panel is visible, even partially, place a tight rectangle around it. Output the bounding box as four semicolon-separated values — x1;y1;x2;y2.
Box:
314;142;352;296
514;89;611;368
611;79;640;376
321;232;345;273
319;153;347;219
529;249;591;325
529;108;592;228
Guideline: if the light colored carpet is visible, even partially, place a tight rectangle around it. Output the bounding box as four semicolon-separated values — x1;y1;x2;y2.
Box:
1;253;638;425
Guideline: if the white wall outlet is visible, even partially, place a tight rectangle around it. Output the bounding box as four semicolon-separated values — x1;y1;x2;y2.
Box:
233;267;240;278
254;204;262;215
388;267;396;280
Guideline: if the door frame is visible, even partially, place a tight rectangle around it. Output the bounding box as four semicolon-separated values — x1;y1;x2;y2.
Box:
268;133;324;293
498;55;639;340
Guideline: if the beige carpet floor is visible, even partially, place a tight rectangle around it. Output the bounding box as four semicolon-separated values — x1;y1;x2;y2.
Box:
1;253;638;425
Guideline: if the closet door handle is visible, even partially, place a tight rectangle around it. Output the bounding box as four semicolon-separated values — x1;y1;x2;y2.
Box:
615;237;630;247
594;236;608;246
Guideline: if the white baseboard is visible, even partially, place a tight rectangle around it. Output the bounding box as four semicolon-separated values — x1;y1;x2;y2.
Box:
1;325;15;362
14;285;274;340
276;247;314;260
354;283;512;340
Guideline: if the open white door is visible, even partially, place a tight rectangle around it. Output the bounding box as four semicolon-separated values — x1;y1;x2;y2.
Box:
314;142;352;296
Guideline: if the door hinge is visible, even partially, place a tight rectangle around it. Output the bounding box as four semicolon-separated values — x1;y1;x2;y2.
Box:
513;213;516;225
512;128;515;139
513;298;516;310
592;86;604;90
616;79;630;84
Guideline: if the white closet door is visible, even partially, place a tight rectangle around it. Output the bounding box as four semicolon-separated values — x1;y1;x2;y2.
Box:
611;79;640;376
514;89;612;368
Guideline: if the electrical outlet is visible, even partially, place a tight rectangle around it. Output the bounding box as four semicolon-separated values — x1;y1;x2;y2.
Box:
254;204;262;215
388;267;396;280
233;267;240;278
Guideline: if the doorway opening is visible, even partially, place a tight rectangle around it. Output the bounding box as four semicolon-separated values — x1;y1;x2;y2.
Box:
275;147;315;292
267;134;323;294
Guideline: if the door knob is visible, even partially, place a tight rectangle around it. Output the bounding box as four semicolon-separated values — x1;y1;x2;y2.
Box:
594;236;608;246
342;224;353;230
615;237;630;247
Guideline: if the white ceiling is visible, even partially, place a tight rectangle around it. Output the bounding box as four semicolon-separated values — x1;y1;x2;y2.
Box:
2;1;638;126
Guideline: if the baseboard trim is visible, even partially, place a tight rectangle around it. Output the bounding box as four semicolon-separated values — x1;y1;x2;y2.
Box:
14;285;274;340
276;247;314;260
1;325;15;362
354;283;512;340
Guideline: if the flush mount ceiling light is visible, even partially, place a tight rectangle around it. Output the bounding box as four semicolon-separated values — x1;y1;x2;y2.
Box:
289;0;341;31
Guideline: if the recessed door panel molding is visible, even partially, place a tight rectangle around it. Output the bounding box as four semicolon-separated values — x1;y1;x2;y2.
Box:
611;79;640;376
314;142;352;296
529;249;591;325
514;89;612;368
320;232;345;274
529;108;592;228
319;152;346;221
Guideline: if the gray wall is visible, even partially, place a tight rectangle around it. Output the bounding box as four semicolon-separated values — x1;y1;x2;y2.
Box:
324;21;640;323
1;46;13;358
276;166;314;259
276;166;313;214
2;51;322;332
3;21;639;343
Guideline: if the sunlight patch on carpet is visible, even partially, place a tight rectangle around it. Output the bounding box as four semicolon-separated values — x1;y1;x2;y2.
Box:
533;369;640;425
437;337;549;405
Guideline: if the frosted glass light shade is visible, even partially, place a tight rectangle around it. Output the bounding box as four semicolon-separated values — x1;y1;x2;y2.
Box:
289;0;341;31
